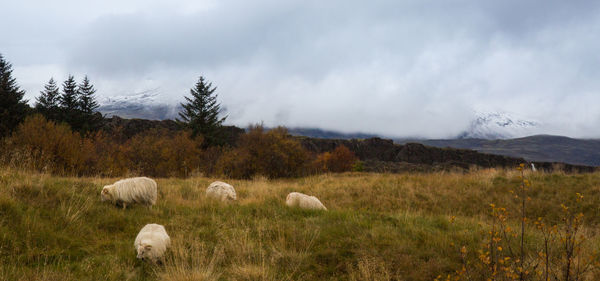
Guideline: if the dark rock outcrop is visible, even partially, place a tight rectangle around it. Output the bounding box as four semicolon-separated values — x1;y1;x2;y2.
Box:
299;137;597;173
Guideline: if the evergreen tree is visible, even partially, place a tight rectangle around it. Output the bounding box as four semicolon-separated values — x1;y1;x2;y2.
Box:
76;75;101;133
178;76;227;146
60;75;79;111
59;75;81;131
0;54;29;138
77;75;98;114
35;78;61;120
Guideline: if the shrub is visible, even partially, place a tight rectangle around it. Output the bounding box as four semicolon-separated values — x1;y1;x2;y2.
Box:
216;125;309;179
3;114;84;174
313;145;358;173
121;129;203;177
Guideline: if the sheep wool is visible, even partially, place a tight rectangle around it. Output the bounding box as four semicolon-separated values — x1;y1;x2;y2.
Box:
206;181;237;202
134;223;171;263
286;192;327;211
101;177;157;209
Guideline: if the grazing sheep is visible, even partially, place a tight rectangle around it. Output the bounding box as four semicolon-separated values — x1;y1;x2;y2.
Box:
286;192;327;211
134;223;171;263
101;177;157;209
206;181;237;202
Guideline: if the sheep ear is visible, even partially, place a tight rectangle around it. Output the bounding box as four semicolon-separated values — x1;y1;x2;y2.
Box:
144;245;152;250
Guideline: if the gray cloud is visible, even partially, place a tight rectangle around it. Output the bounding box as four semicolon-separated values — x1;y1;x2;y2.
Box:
2;0;600;138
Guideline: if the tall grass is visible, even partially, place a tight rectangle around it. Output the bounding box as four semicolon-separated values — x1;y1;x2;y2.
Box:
0;168;599;280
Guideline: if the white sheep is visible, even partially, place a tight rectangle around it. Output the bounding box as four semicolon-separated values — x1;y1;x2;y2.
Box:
101;177;157;209
206;181;237;202
134;223;171;263
531;163;537;172
286;192;327;211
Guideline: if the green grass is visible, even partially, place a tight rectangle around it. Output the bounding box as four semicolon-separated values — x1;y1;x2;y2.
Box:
1;168;600;280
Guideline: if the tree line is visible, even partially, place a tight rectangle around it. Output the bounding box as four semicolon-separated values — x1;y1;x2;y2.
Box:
0;53;359;178
0;54;226;146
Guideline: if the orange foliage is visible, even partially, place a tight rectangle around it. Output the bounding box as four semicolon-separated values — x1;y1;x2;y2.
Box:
313;145;358;173
1;115;205;177
121;129;204;177
1;117;345;179
4;115;84;174
216;125;309;179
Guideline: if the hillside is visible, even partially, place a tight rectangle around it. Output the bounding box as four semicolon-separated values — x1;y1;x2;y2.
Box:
299;137;597;173
2;169;600;280
402;135;600;167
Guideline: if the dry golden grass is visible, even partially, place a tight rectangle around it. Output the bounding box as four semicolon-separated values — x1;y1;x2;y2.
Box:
1;168;600;280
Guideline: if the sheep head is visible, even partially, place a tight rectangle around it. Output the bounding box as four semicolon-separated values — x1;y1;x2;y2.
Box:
100;186;112;202
137;243;153;260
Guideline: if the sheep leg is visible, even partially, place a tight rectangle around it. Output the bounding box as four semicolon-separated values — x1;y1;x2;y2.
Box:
122;202;127;210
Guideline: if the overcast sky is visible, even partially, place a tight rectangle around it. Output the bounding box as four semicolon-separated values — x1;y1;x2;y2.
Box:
2;0;600;138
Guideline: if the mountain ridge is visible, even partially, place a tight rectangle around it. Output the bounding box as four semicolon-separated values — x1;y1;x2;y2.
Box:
397;135;600;167
95;96;598;166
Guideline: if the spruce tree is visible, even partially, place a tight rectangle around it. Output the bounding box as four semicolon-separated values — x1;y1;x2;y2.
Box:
60;75;79;110
35;78;61;121
77;75;101;133
77;75;98;114
59;75;81;131
0;54;29;138
178;76;227;146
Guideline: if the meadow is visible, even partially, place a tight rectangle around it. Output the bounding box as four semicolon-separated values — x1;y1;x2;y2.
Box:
1;168;600;280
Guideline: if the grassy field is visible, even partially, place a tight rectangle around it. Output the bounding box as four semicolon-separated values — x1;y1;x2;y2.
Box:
1;168;600;280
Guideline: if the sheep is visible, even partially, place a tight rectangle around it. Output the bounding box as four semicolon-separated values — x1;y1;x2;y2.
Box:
101;177;157;209
134;223;171;263
286;192;327;211
205;181;237;202
531;163;537;172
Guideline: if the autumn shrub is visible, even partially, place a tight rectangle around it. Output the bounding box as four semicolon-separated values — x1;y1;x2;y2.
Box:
2;114;85;174
216;125;309;179
197;145;225;176
121;129;203;177
313;145;358;173
83;130;129;176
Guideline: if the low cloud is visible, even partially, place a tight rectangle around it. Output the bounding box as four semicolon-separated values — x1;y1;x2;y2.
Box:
3;0;600;138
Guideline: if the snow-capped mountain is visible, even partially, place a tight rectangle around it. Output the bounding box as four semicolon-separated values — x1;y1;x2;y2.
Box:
458;112;540;139
98;89;181;120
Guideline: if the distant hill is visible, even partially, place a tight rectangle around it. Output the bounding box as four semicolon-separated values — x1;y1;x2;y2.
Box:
397;135;600;167
283;128;600;167
287;127;380;140
298;137;596;173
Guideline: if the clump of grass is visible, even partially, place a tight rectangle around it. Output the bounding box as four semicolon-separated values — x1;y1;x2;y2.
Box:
443;164;600;281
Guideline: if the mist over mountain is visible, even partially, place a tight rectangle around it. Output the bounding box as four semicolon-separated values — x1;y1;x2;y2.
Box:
98;89;181;120
457;112;541;139
96;99;599;166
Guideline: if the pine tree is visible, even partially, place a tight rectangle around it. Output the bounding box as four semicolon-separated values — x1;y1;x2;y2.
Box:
60;75;79;111
35;78;61;121
178;76;227;146
77;75;98;114
77;75;101;133
0;54;29;138
59;75;81;131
